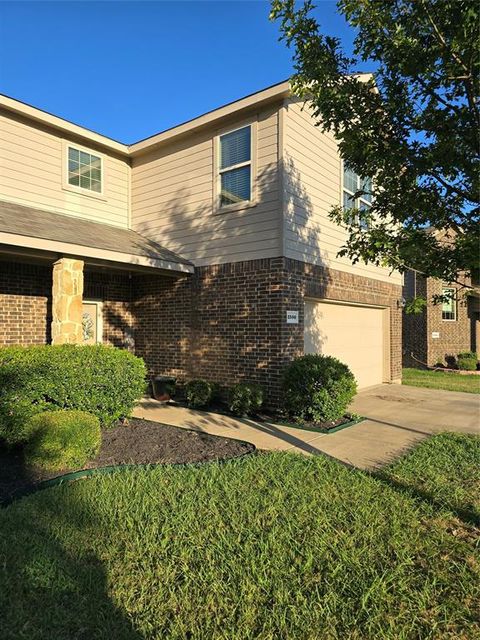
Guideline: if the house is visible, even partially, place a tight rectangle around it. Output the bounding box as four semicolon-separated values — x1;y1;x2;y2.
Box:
403;270;480;368
0;81;403;406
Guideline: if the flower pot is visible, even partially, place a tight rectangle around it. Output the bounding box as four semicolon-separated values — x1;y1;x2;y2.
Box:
151;376;176;403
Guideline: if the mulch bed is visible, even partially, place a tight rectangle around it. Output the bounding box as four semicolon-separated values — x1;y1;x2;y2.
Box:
0;418;255;504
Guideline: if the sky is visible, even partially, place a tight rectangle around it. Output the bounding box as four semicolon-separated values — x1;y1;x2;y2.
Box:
0;1;356;143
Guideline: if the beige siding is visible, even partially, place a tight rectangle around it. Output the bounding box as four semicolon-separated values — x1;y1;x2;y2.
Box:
131;106;282;265
0;109;130;228
283;99;402;285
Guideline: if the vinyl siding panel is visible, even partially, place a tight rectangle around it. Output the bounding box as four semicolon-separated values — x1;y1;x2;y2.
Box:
283;99;402;285
131;106;282;266
0;109;130;228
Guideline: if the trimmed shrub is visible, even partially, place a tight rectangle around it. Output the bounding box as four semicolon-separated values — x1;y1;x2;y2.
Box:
25;410;101;471
185;379;213;409
282;354;357;423
457;352;478;371
0;345;146;445
229;383;263;417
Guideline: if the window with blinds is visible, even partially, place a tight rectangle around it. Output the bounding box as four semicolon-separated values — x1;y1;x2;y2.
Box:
343;164;372;229
219;126;252;207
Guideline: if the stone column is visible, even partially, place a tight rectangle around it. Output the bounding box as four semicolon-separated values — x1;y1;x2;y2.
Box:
51;258;84;344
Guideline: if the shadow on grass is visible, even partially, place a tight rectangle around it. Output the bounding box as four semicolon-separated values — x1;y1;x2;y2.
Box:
0;487;143;640
371;470;480;527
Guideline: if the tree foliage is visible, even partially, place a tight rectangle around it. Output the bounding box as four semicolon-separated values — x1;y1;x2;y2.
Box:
271;0;479;295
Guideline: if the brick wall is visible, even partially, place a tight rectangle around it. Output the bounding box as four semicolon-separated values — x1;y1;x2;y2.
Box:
2;257;403;407
134;257;403;406
84;270;133;349
0;261;134;349
0;261;51;345
426;278;473;366
402;272;428;367
402;273;475;367
278;259;403;385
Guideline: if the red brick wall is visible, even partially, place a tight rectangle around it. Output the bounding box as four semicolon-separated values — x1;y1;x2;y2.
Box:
402;272;428;367
0;261;51;345
2;257;403;407
0;261;133;349
84;270;133;349
426;278;473;366
402;273;475;367
133;257;403;406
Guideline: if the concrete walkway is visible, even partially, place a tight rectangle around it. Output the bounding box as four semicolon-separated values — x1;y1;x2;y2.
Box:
133;384;479;470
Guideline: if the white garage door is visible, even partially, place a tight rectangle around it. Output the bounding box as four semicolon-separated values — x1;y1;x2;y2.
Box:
304;300;387;388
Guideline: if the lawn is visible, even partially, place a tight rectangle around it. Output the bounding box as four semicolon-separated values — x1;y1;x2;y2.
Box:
0;435;479;639
403;367;480;394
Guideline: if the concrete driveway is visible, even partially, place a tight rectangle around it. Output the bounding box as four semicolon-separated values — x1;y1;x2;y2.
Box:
316;384;480;469
134;384;479;471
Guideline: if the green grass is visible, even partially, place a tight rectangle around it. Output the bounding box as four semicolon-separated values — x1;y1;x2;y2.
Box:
1;436;479;639
380;432;480;523
403;367;480;393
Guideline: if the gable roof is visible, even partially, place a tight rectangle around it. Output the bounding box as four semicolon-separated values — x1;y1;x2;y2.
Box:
0;80;290;157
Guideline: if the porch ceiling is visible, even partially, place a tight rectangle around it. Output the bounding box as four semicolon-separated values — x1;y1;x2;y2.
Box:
0;200;194;274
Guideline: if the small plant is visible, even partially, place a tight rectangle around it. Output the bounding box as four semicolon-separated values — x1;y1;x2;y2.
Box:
282;354;357;423
25;410;101;472
185;379;213;409
457;352;478;371
228;383;263;417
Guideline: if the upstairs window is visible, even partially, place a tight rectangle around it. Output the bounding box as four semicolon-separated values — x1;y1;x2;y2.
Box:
343;165;372;229
68;146;102;193
218;125;251;208
441;287;456;320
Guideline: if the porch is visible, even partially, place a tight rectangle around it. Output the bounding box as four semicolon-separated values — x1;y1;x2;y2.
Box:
0;200;193;355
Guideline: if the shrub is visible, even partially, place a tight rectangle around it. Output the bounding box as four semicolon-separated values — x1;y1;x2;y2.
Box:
25;410;101;472
229;383;263;417
185;379;213;409
0;345;146;445
282;354;357;423
457;352;478;371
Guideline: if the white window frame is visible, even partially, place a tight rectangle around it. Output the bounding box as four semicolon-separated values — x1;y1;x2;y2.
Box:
213;120;257;214
341;162;372;229
62;140;106;201
441;287;457;321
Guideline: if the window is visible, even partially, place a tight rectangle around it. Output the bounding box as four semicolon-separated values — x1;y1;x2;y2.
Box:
441;287;456;320
218;126;251;208
68;146;102;193
343;165;372;229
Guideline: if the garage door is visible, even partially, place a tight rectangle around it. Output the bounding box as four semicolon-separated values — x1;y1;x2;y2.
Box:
304;300;387;388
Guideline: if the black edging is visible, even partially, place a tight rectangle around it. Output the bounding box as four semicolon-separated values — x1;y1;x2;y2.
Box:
1;443;256;509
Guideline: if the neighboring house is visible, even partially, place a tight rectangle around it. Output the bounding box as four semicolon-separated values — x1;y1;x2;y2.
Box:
0;81;403;406
403;270;480;367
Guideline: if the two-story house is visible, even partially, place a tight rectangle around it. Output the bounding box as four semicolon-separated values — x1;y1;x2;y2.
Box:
0;81;403;405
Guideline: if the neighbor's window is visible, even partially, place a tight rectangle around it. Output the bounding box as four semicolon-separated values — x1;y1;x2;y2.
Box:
441;287;456;320
219;125;251;208
343;164;372;229
68;147;102;193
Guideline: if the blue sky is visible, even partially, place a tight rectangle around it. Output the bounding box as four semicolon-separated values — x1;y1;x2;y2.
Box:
0;1;355;143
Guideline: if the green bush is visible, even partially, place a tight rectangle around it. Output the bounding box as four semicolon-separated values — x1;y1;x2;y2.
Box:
457;352;478;371
25;410;101;472
185;379;213;409
0;345;146;445
282;354;357;423
228;383;263;417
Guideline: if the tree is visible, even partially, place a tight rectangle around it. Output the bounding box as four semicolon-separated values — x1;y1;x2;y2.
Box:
270;0;480;302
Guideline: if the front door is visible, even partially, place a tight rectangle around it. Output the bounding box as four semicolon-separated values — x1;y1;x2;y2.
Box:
82;301;102;344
